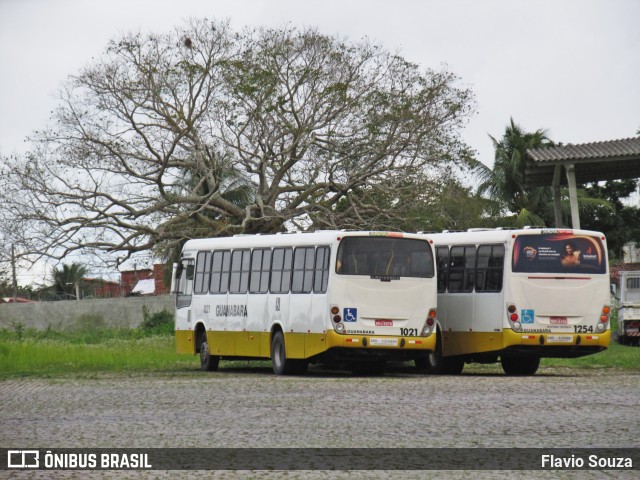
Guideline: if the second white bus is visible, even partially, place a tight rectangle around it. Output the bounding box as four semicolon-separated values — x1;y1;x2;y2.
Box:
426;228;611;375
173;231;438;374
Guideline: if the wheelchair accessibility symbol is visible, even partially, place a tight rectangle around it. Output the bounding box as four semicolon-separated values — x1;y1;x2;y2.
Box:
344;308;358;322
521;309;535;324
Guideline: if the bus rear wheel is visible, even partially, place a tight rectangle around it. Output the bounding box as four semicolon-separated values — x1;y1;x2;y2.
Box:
271;331;306;375
426;332;464;375
198;332;220;372
501;355;539;375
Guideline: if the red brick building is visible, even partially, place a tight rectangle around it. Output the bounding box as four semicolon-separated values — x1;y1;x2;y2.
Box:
94;264;169;297
121;264;169;296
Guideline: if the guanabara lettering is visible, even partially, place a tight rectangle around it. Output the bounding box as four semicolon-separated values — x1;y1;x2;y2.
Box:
215;305;248;317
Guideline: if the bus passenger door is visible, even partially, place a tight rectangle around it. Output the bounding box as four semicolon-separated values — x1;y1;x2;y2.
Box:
308;246;330;357
443;246;475;356
175;259;194;354
288;247;316;358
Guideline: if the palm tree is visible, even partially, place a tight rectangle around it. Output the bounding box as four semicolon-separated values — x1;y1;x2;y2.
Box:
475;118;613;228
53;262;88;299
474;118;555;227
156;154;256;288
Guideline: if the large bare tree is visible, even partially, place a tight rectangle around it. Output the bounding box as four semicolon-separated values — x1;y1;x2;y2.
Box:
0;19;475;268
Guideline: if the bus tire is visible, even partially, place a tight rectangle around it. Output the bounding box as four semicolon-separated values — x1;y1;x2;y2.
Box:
425;331;442;373
426;348;444;374
426;331;464;374
501;355;539;375
271;330;298;375
198;332;220;372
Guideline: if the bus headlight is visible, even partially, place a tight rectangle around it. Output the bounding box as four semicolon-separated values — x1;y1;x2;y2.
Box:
512;321;522;331
596;323;605;332
335;322;345;333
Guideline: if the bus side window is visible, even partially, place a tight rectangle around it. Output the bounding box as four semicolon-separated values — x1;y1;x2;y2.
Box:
270;248;293;294
476;245;505;292
176;259;195;309
250;248;272;294
230;249;251;294
449;246;475;293
314;247;330;293
465;247;476;291
292;247;315;294
194;251;212;294
436;247;449;293
210;250;231;294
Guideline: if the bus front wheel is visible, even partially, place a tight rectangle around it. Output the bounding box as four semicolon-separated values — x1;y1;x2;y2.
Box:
501;355;540;375
198;331;220;372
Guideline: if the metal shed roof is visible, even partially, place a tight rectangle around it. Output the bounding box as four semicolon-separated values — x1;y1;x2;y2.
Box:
525;137;640;187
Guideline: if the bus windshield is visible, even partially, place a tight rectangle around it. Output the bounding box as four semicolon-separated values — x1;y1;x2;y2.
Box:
336;236;434;278
512;233;606;274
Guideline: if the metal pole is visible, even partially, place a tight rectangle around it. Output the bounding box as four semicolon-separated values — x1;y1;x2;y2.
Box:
11;244;18;303
552;165;563;227
565;163;581;230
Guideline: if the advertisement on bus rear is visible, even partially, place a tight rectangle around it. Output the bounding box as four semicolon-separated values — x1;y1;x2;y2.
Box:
512;233;606;274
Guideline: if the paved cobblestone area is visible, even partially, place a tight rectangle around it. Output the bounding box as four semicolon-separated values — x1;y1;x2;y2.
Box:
1;366;638;479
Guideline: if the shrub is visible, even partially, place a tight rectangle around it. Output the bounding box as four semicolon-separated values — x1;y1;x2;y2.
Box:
140;306;174;336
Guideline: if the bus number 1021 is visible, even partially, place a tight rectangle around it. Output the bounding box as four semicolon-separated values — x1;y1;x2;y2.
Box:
400;328;418;336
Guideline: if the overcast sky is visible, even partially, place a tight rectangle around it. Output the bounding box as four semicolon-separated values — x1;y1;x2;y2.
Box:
1;0;639;283
1;0;639;168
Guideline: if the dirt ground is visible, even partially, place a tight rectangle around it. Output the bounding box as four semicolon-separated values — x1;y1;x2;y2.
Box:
1;365;639;479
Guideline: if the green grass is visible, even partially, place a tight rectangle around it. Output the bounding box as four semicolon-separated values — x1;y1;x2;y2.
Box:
0;313;198;379
0;331;197;379
539;311;640;371
1;323;639;379
541;341;640;370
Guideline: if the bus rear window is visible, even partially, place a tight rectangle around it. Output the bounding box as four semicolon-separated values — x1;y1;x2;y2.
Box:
512;234;606;274
336;237;434;278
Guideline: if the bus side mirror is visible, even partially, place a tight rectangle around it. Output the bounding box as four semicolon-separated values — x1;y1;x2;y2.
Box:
610;283;617;298
171;262;183;294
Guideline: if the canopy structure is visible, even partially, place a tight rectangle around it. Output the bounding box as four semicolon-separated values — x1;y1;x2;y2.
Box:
525;137;640;229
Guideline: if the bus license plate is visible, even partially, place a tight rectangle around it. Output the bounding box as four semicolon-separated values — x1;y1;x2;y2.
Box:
369;338;398;347
547;335;573;343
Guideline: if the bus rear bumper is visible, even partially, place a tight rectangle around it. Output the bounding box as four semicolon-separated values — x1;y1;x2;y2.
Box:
503;328;610;358
325;329;435;351
441;329;610;359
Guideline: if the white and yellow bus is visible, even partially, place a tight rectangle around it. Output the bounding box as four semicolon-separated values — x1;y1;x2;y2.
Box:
173;231;438;375
426;228;611;375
